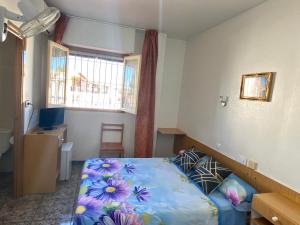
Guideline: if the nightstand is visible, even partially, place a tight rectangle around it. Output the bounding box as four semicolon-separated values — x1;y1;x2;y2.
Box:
251;193;300;225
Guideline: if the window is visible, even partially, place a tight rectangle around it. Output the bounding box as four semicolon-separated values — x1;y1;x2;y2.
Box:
122;55;141;114
47;41;141;113
47;41;69;107
66;54;124;110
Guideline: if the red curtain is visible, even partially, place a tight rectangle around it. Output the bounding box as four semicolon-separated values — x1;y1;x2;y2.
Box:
134;30;158;158
53;13;69;44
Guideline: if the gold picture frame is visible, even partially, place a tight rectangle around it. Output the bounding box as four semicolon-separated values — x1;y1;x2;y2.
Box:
240;72;273;101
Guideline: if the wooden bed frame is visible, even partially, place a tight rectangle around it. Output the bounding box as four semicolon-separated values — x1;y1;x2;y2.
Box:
174;135;300;205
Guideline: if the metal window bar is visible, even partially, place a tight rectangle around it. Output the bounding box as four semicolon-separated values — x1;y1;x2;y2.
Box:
114;63;119;109
85;57;88;107
66;53;124;110
91;57;96;106
97;58;102;108
103;59;107;108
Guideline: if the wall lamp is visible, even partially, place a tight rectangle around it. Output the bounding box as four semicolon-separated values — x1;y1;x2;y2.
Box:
219;96;229;107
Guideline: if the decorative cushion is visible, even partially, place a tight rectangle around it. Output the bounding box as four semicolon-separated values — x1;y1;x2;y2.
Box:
218;173;256;206
191;155;210;171
173;147;206;173
189;157;232;195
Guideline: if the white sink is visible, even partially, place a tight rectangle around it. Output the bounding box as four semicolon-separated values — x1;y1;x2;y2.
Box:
0;128;12;157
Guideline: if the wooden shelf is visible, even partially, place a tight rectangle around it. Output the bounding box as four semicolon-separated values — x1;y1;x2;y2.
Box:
251;218;272;225
158;128;186;135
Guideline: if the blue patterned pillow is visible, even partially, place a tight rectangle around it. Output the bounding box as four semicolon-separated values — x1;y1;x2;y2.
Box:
189;157;232;195
173;147;206;173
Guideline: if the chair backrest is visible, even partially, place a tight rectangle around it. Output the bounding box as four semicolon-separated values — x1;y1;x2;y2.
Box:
100;123;124;145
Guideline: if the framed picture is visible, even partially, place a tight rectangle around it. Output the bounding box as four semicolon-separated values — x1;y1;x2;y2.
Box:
240;72;273;101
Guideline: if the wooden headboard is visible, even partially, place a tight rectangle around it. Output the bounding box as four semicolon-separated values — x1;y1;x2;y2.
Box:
174;135;300;205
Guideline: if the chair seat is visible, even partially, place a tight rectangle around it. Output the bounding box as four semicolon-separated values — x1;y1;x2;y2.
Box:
100;142;124;151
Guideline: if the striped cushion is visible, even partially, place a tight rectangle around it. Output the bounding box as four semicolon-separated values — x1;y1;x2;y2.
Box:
191;155;210;171
174;147;206;173
189;157;232;195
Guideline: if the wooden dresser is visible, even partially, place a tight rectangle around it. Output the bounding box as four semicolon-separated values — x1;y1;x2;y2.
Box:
251;193;300;225
23;125;67;195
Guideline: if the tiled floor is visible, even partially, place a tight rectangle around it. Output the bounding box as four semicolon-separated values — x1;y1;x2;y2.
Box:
0;163;83;225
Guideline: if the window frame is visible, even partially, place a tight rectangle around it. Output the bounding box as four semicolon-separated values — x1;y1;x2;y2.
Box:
65;49;125;112
46;40;69;108
46;44;141;113
121;55;142;114
64;107;124;113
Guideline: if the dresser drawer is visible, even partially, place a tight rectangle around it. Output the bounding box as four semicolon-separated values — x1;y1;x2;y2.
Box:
252;196;299;225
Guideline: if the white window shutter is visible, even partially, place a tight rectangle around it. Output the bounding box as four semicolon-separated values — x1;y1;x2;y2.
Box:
121;55;141;114
46;40;69;108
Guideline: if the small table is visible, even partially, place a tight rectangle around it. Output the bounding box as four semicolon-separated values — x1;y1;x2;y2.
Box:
157;128;186;155
157;128;186;135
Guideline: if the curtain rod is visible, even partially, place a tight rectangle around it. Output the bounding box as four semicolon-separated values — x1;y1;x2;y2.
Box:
65;14;146;32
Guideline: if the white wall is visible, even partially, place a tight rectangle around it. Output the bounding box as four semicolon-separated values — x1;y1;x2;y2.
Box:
23;34;48;132
178;0;300;192
155;37;186;157
156;38;186;128
23;35;48;108
63;17;136;53
65;110;136;159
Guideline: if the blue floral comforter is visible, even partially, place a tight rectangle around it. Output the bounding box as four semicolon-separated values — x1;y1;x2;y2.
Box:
75;158;218;225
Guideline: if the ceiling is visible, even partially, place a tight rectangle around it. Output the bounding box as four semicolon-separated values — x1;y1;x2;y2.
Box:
45;0;266;40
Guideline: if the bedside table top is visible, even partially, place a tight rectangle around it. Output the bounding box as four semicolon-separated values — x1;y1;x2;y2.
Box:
157;128;186;135
253;193;300;224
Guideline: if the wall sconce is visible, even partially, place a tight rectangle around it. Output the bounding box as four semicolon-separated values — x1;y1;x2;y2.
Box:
219;96;229;107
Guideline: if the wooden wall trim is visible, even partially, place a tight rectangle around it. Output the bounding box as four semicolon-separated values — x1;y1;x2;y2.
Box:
174;135;300;205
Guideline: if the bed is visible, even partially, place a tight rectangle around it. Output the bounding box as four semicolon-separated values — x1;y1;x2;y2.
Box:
74;157;248;225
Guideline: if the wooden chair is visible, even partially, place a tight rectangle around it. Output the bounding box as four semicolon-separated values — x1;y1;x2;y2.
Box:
99;123;125;158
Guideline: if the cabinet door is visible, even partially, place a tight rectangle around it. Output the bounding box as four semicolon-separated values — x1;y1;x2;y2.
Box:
121;55;141;114
46;41;69;107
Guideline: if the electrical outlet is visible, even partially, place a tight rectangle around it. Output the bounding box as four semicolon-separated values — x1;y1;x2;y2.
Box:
246;160;258;170
24;100;32;108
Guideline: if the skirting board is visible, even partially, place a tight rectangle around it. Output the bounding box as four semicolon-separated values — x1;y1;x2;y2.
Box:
174;135;300;205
